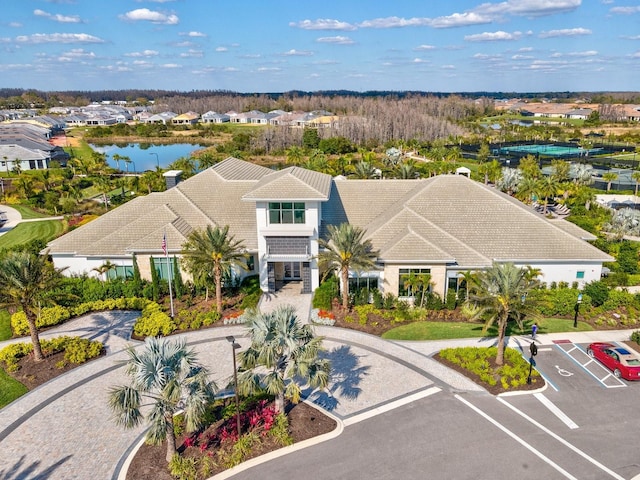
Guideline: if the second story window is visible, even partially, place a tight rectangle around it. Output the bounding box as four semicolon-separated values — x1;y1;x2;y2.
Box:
269;202;305;224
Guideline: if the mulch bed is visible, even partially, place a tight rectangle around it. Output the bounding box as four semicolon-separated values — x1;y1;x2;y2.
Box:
126;401;337;480
6;350;104;390
433;352;545;395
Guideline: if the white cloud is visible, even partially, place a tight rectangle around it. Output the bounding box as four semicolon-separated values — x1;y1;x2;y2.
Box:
316;36;354;45
441;64;456;69
519;46;534;51
428;12;493;28
474;0;582;18
8;22;22;28
281;49;313;56
622;35;640;40
610;6;640;14
512;54;533;59
257;67;281;72
180;49;203;58
240;54;261;59
539;28;591;38
119;8;179;25
181;31;207;37
414;44;436;51
33;9;81;23
223;67;239;72
215;46;228;52
59;48;95;60
15;33;104;44
289;19;356;31
161;63;180;68
465;30;522;41
358;16;432;28
124;49;159;57
413;58;428;63
567;50;598;56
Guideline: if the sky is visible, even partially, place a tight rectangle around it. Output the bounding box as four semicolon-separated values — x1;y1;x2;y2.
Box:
1;0;639;93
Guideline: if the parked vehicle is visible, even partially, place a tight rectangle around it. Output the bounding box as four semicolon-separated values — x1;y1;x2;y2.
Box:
587;342;640;380
0;211;7;228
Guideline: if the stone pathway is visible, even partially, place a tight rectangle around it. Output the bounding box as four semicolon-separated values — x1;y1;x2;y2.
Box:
258;281;313;323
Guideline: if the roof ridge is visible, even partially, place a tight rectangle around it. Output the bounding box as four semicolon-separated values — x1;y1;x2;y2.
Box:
378;224;453;260
173;185;219;226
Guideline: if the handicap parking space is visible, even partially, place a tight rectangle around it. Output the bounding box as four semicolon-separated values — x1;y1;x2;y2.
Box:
549;340;627;389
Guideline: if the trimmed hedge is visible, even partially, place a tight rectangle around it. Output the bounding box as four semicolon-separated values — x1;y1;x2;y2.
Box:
11;297;151;336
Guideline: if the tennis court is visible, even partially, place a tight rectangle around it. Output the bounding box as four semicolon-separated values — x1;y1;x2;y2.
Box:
495;144;603;158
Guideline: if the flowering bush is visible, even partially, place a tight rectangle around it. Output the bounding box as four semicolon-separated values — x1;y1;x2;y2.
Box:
222;309;252;325
310;308;336;326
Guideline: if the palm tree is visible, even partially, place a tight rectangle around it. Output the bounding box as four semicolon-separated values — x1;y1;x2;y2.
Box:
403;272;432;308
181;225;248;313
317;223;379;310
92;261;117;280
602;172;618;192
536;175;560;214
352;161;377;179
631;171;640;196
0;251;67;361
237;305;331;413
469;262;539;365
108;337;216;462
285;145;304;165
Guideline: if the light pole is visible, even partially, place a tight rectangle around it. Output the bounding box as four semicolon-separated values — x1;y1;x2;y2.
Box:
149;152;159;169
226;336;242;436
573;292;583;328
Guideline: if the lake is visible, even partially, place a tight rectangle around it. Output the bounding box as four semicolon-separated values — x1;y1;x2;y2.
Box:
89;143;204;172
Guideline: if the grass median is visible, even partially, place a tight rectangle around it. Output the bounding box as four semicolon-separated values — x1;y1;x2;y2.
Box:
382;317;594;341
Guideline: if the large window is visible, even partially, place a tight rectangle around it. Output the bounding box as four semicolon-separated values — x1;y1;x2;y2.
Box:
106;265;134;280
398;268;431;297
348;276;379;292
268;202;305;224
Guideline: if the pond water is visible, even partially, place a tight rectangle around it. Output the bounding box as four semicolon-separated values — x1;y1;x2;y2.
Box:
89;143;204;172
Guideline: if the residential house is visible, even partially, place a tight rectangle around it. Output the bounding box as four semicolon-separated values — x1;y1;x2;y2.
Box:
46;157;612;300
201;111;230;124
172;112;200;125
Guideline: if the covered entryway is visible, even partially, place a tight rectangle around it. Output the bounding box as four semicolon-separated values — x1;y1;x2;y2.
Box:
267;260;311;293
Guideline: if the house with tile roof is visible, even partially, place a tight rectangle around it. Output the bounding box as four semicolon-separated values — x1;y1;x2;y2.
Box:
46;157;612;300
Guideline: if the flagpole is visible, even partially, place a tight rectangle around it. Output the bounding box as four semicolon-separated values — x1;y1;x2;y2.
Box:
164;231;175;318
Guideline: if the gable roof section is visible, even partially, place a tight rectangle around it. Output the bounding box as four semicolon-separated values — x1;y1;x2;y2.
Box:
211;156;273;181
242;166;331;201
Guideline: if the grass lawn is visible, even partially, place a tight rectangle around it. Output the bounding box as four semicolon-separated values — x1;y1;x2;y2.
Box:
7;204;49;219
0;368;28;409
382;317;593;341
0;309;11;341
0;220;64;250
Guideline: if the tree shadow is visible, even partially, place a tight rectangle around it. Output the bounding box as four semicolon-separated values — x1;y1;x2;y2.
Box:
0;454;72;479
306;345;370;412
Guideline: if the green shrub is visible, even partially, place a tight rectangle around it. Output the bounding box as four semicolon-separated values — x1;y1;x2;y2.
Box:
133;302;176;337
583;281;610;307
631;330;640;344
445;289;457;310
312;276;339;310
11;304;71;336
240;291;262;310
60;337;103;363
0;336;103;369
169;454;198;480
0;342;33;369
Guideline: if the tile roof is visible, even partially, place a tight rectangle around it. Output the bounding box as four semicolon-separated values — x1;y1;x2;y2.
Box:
243;166;332;201
47;158;612;268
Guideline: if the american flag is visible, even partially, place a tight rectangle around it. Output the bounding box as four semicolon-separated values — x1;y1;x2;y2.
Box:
161;233;167;256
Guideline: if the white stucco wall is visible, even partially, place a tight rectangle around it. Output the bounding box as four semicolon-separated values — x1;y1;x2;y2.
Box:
52;255;132;278
519;261;604;288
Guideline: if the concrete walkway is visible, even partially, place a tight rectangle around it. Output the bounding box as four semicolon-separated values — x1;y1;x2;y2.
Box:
258;281;313;323
0;307;637;479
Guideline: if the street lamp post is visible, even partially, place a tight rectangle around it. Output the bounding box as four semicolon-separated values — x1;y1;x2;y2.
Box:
149;152;159;169
226;336;242;437
573;292;583;328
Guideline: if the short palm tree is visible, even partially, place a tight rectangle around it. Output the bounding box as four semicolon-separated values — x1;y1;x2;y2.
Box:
632;171;640;196
0;251;67;361
108;337;216;462
469;262;539;365
602;172;618;192
318;223;379;310
181;225;248;313
237;305;331;413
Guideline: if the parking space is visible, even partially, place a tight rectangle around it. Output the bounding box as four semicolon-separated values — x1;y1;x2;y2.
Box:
553;340;627;389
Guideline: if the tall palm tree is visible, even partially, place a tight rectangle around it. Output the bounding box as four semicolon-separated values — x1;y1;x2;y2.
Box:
0;251;67;361
237;305;331;413
469;262;539;365
536;175;560;214
181;225;248;313
318;223;379;310
108;337;216;462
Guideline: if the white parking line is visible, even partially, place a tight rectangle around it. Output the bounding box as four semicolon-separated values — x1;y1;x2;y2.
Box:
343;386;441;426
497;397;625;480
456;395;578;479
555;344;626;388
533;393;579;429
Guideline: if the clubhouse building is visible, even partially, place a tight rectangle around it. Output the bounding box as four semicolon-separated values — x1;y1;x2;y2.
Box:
46;157;612;299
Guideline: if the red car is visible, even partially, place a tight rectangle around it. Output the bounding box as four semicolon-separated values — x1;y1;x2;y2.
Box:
587;342;640;380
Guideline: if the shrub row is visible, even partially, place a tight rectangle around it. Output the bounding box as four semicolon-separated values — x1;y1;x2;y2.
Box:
0;336;104;371
11;297;151;336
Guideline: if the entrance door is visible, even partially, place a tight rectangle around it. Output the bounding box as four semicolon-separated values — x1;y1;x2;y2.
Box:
283;262;301;280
